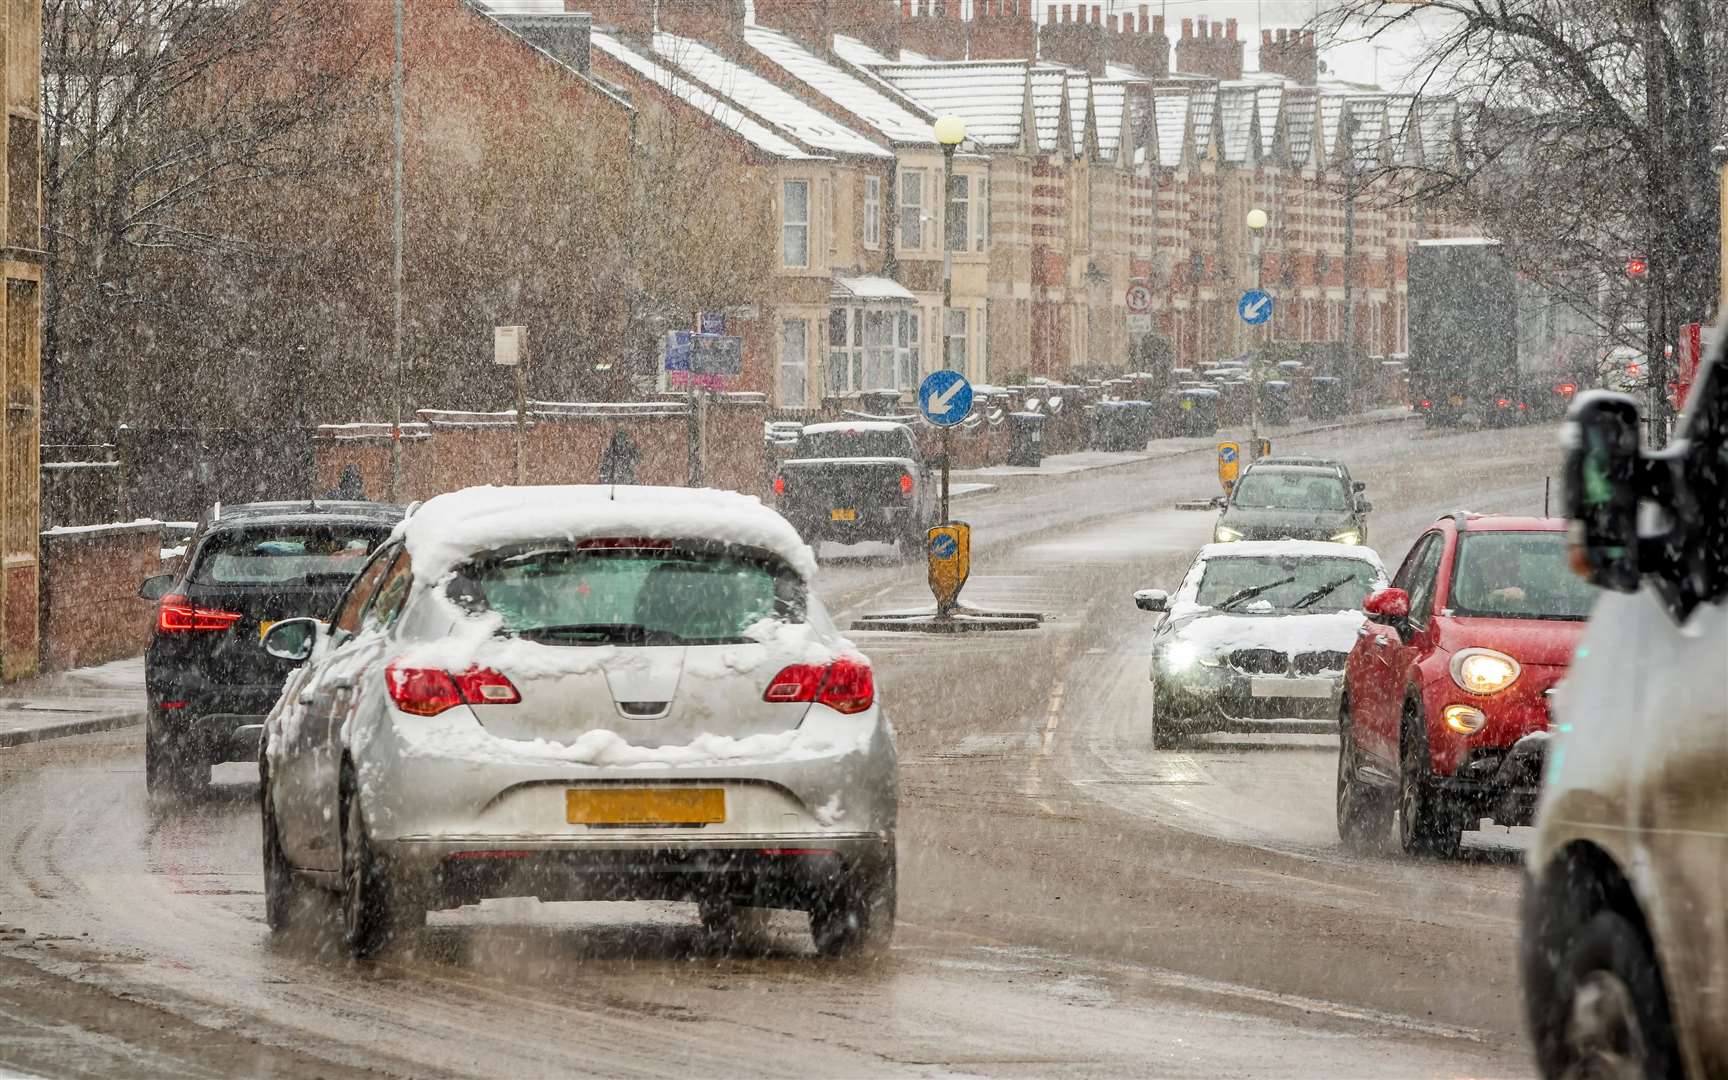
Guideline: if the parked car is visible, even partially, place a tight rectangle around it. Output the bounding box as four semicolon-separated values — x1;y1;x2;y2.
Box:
1521;326;1727;1078
138;500;403;796
1134;541;1388;749
259;485;898;960
1335;513;1596;857
1214;460;1371;545
772;421;937;550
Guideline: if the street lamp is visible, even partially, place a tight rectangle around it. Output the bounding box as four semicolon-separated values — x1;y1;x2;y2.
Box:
933;114;966;523
1246;208;1268;462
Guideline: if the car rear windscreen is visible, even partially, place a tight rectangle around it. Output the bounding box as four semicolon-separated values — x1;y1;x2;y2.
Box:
447;545;806;646
190;525;390;587
1231;470;1350;511
1449;532;1597;620
794;430;908;459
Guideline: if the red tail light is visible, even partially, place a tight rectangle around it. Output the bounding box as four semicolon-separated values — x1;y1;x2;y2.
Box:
386;662;519;716
899;473;914;495
157;595;243;633
1518;401;1528;410
1558;382;1577;395
1419;399;1432;409
762;657;875;715
773;475;786;496
1496;397;1511;408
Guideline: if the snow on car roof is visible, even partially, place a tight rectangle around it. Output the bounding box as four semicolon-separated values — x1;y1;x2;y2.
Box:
402;485;816;582
799;421;909;435
1198;540;1387;569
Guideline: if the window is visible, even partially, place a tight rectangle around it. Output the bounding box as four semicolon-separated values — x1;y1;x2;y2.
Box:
1449;532;1597;621
192;525;391;587
447;546;805;644
333;549;396;638
944;309;967;372
946;174;969;252
829;308;851;395
898;310;921;387
367;552;415;631
863;176;880;249
780;319;809;407
782;179;809;268
976;176;990;252
899;169;924;250
863;309;895;389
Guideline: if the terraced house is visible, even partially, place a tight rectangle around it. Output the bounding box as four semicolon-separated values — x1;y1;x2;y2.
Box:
483;0;1471;408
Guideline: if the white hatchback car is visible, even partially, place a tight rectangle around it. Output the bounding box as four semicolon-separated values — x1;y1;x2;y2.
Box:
258;485;897;959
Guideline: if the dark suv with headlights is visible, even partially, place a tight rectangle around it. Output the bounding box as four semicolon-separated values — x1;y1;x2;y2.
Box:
139;500;401;795
1214;461;1370;546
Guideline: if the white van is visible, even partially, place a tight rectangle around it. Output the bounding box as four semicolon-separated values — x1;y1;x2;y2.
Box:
1521;322;1728;1077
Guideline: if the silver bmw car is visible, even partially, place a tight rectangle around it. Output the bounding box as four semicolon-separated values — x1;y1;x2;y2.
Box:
258;485;897;959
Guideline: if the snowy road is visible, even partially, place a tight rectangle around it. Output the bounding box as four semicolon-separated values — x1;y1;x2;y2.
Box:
0;418;1563;1077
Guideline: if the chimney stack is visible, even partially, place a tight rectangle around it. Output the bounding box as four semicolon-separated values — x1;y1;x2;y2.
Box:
1259;24;1318;84
1174;11;1243;80
1039;0;1107;74
970;0;1037;59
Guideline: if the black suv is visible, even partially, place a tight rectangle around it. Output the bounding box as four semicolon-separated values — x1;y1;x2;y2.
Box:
1213;459;1371;546
139;501;402;795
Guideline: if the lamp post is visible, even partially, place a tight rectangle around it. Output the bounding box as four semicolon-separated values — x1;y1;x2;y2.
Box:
1246;207;1267;462
933;114;966;522
389;0;405;501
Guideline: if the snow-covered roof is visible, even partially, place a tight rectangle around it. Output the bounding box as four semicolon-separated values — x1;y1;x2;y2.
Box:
1217;84;1256;164
832;33;896;68
800;420;910;435
874;62;1032;150
1346;97;1385;169
402;485;817;583
1319;95;1344;162
1384;94;1415;164
1066;69;1089;155
652;32;889;158
1255;85;1283;158
742;26;935;145
1092;80;1128;160
1030;66;1069;153
1418;98;1457;165
1151;90;1189;167
1188;82;1217;158
590;33;823;161
1284;91;1317;166
831;275;919;302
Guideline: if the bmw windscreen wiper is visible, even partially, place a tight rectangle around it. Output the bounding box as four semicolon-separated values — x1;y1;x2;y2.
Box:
1292;575;1358;610
1216;576;1296;612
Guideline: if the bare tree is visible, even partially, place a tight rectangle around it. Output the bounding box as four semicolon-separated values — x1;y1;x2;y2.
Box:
1324;0;1727;431
41;0;372;435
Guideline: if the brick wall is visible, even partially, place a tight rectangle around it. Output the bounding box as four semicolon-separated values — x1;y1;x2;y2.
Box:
38;522;165;672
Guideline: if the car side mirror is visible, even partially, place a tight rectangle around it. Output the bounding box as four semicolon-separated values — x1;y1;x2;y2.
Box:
1356;496;1373;513
1134;588;1170;612
138;573;174;601
1352;481;1366;493
262;617;323;663
1561;393;1643;592
1362;587;1410;620
1209;495;1227;510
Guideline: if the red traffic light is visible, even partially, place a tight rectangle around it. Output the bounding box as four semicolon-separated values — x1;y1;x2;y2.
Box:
1626;257;1648;277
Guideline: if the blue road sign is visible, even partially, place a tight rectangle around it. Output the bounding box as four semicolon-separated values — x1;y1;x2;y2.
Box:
918;370;974;427
1238;290;1274;326
929;533;960;559
1219;445;1238;463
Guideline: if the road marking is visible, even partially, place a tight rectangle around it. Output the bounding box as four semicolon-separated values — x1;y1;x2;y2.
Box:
1040;684;1064;756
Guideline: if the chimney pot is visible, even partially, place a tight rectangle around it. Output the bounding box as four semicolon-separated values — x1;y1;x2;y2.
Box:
1305;29;1316;47
1092;4;1101;24
1180;16;1191;38
1060;4;1070;22
1226;17;1237;40
1152;13;1163;35
1108;13;1117;32
1260;29;1271;46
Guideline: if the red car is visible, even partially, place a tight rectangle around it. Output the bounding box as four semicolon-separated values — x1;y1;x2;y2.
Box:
1335;513;1597;856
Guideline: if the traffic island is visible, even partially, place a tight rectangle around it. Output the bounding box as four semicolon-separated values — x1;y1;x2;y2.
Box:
850;607;1044;633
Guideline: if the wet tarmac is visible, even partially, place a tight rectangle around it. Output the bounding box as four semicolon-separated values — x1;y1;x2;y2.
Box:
0;418;1563;1077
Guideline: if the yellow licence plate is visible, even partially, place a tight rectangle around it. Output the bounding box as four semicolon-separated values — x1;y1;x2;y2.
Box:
565;788;725;826
830;508;858;522
1448;394;1465;406
258;620;275;642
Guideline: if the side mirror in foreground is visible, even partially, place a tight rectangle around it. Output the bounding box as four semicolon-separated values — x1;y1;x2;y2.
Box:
1561;393;1643;592
1133;589;1170;613
1362;587;1411;620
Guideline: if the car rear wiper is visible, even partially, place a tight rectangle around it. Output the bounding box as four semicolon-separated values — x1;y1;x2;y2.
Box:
1216;576;1296;612
512;623;709;646
1292;575;1358;610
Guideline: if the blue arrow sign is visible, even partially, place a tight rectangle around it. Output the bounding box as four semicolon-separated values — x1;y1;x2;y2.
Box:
1219;445;1238;463
929;533;960;559
1238;290;1274;326
918;370;974;427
